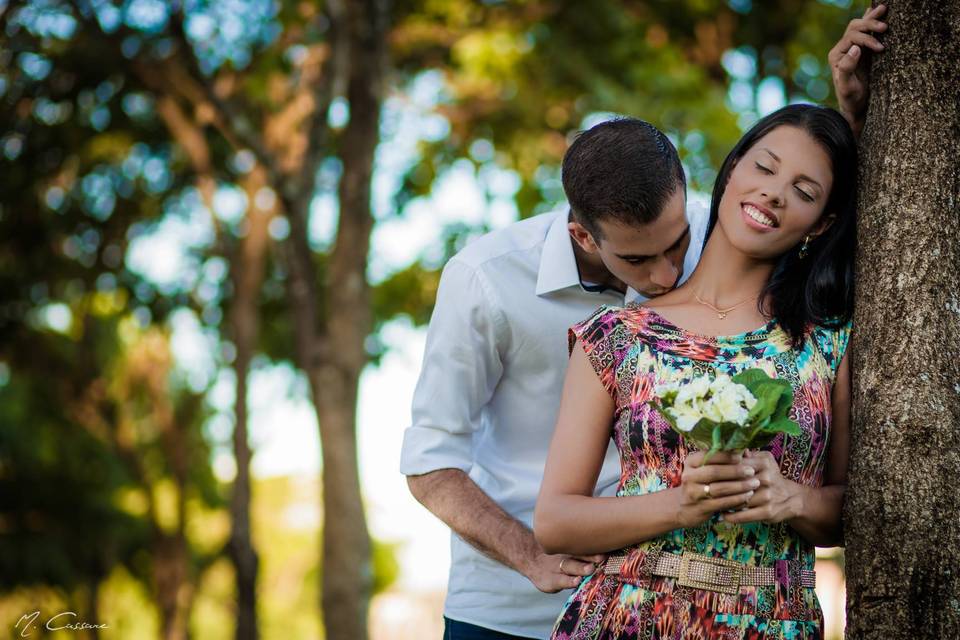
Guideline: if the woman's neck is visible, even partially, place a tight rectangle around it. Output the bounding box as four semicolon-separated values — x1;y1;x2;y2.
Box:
681;228;774;308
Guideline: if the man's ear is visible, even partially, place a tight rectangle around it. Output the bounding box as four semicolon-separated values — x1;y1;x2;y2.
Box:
809;213;837;239
568;220;601;254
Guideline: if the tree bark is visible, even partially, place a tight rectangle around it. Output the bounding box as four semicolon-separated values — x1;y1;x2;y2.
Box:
227;165;275;640
845;1;960;637
315;1;386;636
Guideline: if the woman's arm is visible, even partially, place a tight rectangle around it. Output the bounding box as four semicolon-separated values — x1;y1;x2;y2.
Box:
723;351;851;546
533;342;760;556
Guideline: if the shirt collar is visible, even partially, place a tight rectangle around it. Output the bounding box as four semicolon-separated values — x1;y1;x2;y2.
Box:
535;211;582;296
535;210;646;304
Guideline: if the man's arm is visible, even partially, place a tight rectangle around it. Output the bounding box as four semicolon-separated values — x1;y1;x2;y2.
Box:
408;469;601;593
829;4;888;138
400;259;599;593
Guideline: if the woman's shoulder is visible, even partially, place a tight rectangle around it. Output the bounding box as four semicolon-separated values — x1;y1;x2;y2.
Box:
806;317;852;344
573;301;661;334
569;302;659;350
805;317;853;375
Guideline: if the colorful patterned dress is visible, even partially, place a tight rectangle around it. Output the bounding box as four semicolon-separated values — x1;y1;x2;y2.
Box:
551;303;851;640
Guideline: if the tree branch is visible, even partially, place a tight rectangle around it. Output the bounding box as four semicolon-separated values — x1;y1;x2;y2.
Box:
294;0;349;204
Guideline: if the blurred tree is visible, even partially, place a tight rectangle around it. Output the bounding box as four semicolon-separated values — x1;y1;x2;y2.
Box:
847;0;960;636
103;325;222;640
0;2;229;637
0;304;223;639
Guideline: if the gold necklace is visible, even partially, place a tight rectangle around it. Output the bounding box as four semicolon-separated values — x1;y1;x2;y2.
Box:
693;292;755;320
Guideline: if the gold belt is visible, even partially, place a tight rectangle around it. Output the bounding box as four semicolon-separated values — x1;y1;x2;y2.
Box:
603;550;816;596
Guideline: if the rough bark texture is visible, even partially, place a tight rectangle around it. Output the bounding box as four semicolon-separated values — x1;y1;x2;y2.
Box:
845;1;960;637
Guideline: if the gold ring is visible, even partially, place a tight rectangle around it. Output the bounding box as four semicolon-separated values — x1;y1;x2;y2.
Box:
703;484;711;498
559;558;567;574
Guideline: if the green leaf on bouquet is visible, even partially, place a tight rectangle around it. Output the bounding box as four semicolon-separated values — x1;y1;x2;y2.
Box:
688;418;717;449
732;368;771;388
771;386;795;422
702;423;724;462
726;424;759;451
712;422;723;448
747;430;780;449
747;380;788;422
764;416;802;436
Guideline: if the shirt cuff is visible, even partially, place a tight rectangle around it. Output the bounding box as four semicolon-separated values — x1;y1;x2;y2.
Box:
399;423;474;476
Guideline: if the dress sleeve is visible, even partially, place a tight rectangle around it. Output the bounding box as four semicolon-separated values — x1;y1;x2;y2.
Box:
568;305;625;400
812;319;853;380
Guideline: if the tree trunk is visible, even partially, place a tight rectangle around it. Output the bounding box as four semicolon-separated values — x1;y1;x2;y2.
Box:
312;1;387;637
228;165;274;640
154;533;192;640
845;1;960;637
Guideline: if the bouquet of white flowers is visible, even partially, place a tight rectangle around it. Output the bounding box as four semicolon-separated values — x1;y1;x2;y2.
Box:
650;368;801;461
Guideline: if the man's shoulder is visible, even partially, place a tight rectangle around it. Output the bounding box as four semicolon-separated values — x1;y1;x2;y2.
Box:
451;210;563;271
686;197;710;229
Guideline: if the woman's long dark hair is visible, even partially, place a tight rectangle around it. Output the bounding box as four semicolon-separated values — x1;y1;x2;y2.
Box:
704;104;857;345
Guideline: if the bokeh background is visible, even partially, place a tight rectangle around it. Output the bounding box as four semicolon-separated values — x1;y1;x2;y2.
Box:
1;0;860;637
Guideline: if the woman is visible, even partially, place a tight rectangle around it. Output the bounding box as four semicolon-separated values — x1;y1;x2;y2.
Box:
534;104;856;639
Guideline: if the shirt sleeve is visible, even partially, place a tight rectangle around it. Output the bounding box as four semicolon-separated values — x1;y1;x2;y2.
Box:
677;199;710;288
399;259;507;476
568;305;624;401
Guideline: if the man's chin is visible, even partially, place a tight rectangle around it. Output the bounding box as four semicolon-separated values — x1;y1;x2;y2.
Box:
638;288;671;298
638;275;683;299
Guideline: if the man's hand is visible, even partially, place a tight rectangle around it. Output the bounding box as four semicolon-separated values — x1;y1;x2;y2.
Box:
408;469;605;593
829;4;888;137
524;551;606;593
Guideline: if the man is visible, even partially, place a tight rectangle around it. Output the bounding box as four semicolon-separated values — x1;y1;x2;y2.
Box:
401;118;702;639
402;6;886;636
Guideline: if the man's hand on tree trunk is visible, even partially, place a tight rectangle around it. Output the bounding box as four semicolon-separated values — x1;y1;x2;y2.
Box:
829;4;888;138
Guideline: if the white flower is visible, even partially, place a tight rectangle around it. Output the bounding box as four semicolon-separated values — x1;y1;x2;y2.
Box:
690;375;711;398
699;396;724;422
667;404;700;432
654;380;680;398
707;382;756;425
709;373;733;395
660;372;758;431
676;375;710;406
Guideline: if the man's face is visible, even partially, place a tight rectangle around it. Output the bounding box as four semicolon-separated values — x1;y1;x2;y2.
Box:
571;188;690;298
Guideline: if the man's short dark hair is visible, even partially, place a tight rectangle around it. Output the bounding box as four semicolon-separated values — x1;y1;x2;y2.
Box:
561;117;686;240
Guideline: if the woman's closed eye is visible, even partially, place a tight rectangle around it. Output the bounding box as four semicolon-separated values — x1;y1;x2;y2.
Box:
756;162;816;202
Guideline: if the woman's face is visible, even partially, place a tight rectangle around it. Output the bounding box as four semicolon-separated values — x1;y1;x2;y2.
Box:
717;125;834;260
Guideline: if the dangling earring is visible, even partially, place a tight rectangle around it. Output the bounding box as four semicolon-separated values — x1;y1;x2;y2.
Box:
798;235;812;259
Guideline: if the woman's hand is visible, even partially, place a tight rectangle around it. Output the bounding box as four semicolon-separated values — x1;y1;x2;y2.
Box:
828;4;887;136
721;450;803;525
676;451;760;528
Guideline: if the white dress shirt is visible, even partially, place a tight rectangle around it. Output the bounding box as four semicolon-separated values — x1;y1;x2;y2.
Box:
400;204;708;638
